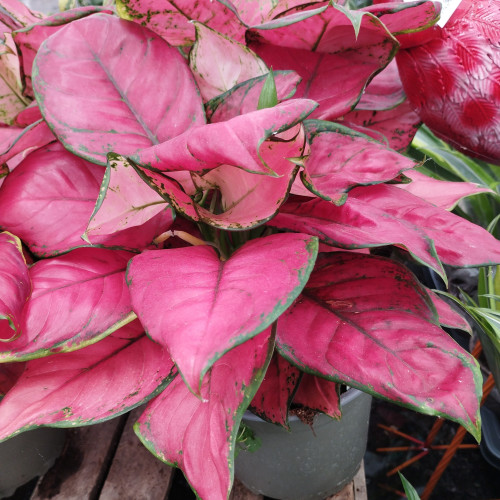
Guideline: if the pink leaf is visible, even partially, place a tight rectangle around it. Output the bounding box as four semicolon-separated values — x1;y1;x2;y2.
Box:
127;233;318;392
134;328;273;500
0;248;135;362
276;252;482;439
116;0;245;46
0;362;25;396
0;325;175;441
206;71;302;122
249;352;301;427
248;4;398;120
362;1;441;35
429;290;472;333
33;13;205;165
396;170;491;209
14;101;42;127
84;154;172;242
13;6;112;97
0;0;43;30
0;232;30;342
293;374;341;419
133;99;317;175
301;120;418;204
189;22;267;102
0;143;171;255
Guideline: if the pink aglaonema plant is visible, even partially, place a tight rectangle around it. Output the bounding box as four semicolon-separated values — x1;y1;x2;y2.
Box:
0;1;499;499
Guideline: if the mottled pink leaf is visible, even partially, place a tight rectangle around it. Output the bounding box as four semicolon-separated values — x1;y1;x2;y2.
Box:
0;326;175;440
33;13;205;165
127;233;317;392
248;4;398;120
343;98;421;152
276;252;482;439
133;99;317;175
13;7;111;96
355;59;405;111
293;374;341;419
0;143;172;255
301;120;418;204
116;0;245;46
13;100;41;127
206;71;301;122
189;22;267;102
362;1;441;35
0;232;30;342
429;290;472;333
0;248;135;362
249;352;301;427
396;170;491;209
135;328;273;500
84;154;172;242
0;119;54;165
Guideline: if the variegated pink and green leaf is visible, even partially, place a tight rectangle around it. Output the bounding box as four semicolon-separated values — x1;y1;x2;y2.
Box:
0;232;30;342
292;374;341;419
0;323;175;441
126;233;317;392
206;70;301;122
189;21;267;102
116;0;245;46
249;352;301;428
0;0;43;30
428;289;472;333
301;120;419;204
134;327;274;500
276;252;482;439
33;13;205;166
0;248;135;362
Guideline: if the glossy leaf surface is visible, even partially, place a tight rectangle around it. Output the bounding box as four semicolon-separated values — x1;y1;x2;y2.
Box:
0;248;134;362
0;232;30;342
301;120;418;204
206;71;301;122
276;252;482;439
127;233;317;392
133;99;317;175
249;4;398;120
249;352;300;427
85;154;172;241
135;328;273;500
116;0;245;45
33;13;205;165
0;325;175;441
189;22;267;101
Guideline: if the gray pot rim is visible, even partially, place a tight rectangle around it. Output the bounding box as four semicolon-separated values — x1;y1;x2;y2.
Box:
244;386;363;423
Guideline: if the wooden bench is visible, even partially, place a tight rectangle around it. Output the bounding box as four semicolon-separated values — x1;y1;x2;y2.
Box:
26;407;367;500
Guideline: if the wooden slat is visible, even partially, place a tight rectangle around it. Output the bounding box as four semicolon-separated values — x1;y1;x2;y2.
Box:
352;462;367;500
99;407;174;500
31;417;125;500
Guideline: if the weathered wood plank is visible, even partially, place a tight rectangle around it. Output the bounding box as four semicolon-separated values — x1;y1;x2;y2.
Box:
99;407;174;500
32;417;125;500
353;462;367;500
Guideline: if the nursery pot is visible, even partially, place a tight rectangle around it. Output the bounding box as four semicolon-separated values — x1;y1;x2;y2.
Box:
0;427;66;497
235;388;372;500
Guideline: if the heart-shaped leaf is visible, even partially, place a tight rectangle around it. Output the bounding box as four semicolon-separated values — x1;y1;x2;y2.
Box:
127;233;318;392
0;248;135;362
13;6;111;96
292;374;341;419
33;13;205;165
396;170;491;209
84;153;173;242
116;0;245;46
206;71;302;122
249;4;398;120
301;120;418;204
276;252;482;439
134;327;274;500
249;352;301;427
189;22;267;102
0;232;30;342
0;324;176;441
133;99;317;175
0;143;171;255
